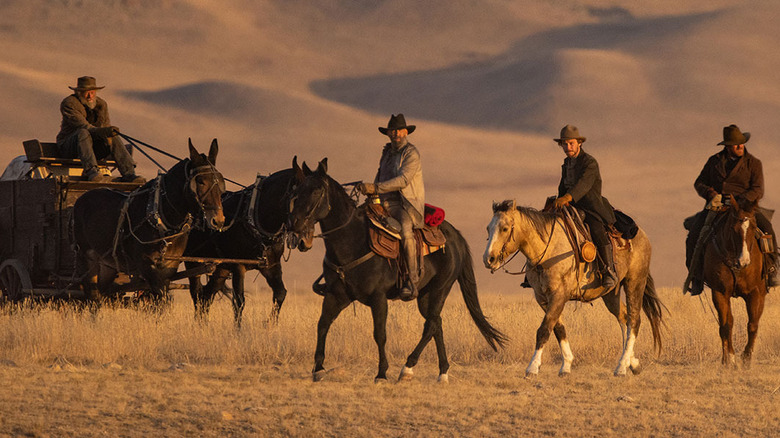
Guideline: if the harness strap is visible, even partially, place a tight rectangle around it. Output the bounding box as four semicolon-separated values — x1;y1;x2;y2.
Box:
246;173;266;233
324;252;376;281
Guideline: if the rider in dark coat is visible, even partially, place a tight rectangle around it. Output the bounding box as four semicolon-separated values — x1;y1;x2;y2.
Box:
686;124;777;294
552;124;618;291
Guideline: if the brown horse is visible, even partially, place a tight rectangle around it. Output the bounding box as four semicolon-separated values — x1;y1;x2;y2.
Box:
484;200;664;377
699;195;767;366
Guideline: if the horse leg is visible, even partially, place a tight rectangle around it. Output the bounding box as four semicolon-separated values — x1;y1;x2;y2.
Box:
312;291;350;382
198;267;229;319
742;289;766;367
369;292;390;383
231;264;246;329
615;277;645;376
712;289;736;366
527;294;566;377
553;320;574;376
400;290;448;381
260;262;287;324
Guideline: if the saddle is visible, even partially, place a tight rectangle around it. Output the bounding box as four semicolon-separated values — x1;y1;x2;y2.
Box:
364;202;446;260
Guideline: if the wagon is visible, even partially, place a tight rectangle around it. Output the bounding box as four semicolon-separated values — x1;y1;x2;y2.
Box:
0;139;259;303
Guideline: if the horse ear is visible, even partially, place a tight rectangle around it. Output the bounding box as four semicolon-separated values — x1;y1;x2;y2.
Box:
188;138;199;160
492;201;499;213
302;162;312;176
207;139;219;165
510;199;516;210
292;157;304;182
292;155;299;170
316;158;328;175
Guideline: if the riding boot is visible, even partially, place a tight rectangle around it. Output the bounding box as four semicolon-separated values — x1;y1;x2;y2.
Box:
399;238;419;301
767;251;779;289
598;243;617;292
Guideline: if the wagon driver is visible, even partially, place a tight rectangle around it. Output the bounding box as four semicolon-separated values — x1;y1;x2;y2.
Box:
358;114;425;301
56;76;145;183
551;124;618;292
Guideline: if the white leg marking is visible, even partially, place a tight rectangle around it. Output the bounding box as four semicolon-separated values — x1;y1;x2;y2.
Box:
559;339;574;375
399;366;414;381
526;347;544;377
437;373;449;384
615;331;637;376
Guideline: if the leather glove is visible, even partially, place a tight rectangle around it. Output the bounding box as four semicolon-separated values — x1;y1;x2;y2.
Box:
553;194;572;208
93;126;117;138
357;182;377;195
706;193;722;210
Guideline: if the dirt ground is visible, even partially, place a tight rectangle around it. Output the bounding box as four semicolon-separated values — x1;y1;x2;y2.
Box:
1;361;779;437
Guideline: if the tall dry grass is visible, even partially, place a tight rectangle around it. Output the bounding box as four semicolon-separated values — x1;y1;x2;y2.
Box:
2;286;778;372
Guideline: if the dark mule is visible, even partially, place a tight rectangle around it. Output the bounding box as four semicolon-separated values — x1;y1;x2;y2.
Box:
700;195;767;366
72;139;225;304
184;159;301;326
287;159;507;383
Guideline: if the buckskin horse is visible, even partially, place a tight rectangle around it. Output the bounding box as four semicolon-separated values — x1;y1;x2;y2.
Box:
184;158;302;326
287;159;507;383
697;195;767;367
72;139;225;305
483;200;664;377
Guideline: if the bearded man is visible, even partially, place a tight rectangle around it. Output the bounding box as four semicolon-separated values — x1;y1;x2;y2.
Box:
358;114;425;301
56;76;144;183
685;124;778;295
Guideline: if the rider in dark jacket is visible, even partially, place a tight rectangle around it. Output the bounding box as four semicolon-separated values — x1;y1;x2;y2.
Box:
552;124;618;292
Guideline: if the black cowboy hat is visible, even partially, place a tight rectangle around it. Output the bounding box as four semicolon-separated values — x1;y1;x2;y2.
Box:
378;114;416;135
717;124;750;145
553;124;586;143
69;76;105;91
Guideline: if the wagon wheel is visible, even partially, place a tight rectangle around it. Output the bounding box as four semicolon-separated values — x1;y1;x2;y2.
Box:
0;259;33;303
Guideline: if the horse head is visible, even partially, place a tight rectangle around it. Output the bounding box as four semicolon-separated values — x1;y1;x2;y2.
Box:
187;138;226;231
287;157;330;251
484;199;519;272
717;194;758;270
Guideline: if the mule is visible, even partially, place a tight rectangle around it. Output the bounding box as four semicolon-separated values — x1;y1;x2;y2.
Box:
72;139;225;304
483;200;664;377
287;159;507;383
184;159;301;326
699;195;766;367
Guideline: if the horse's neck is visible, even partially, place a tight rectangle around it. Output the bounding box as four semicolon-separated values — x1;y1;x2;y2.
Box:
512;211;568;264
254;172;293;233
158;162;193;226
320;186;365;259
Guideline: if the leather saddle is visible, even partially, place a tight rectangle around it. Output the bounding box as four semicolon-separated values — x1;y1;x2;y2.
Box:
364;202;446;260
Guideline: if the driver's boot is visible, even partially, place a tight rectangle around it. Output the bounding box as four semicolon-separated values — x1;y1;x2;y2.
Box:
399;239;419;301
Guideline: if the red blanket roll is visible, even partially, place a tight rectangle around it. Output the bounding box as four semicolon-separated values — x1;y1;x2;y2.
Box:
424;204;445;227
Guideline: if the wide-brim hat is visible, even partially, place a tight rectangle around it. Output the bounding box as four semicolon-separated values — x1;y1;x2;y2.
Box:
553;124;586;143
717;124;750;145
69;76;105;91
378;113;416;135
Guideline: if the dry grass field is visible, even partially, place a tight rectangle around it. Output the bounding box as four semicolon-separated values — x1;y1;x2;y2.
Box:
1;286;779;437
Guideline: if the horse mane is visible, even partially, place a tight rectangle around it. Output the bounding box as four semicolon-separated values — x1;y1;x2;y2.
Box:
494;200;555;239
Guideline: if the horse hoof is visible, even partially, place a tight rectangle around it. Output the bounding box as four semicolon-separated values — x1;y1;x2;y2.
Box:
374;377;389;385
524;371;538;379
630;364;642;375
558;370;570;377
437;374;449;384
312;370;327;382
613;369;627;377
398;366;414;382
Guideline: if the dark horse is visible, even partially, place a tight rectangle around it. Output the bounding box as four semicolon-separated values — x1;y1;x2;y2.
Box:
72;139;225;303
287;159;507;383
700;195;767;366
184;158;301;326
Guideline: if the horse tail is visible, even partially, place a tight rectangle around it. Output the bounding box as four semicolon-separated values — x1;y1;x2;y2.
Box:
455;231;508;351
641;273;666;354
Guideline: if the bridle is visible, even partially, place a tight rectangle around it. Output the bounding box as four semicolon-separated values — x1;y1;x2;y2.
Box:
711;207;755;273
489;211;557;275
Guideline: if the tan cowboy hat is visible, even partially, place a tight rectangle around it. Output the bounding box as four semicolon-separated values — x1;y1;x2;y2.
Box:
717;124;750;145
553;124;586;143
378;114;416;135
69;76;105;91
